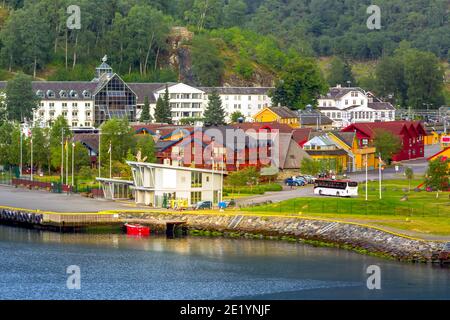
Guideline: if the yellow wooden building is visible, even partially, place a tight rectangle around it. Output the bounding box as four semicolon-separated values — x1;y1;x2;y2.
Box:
253;106;299;128
328;132;379;171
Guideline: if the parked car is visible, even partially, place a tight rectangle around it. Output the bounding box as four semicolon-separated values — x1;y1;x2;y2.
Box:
194;201;213;210
223;199;236;208
284;177;305;187
303;175;316;183
295;175;311;184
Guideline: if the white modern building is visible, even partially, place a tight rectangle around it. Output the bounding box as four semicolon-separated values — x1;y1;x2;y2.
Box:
128;161;224;208
317;85;396;128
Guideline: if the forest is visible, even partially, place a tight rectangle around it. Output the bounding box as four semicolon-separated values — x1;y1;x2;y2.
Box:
0;0;448;107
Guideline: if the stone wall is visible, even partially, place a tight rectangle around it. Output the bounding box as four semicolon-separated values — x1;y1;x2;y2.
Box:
120;212;443;262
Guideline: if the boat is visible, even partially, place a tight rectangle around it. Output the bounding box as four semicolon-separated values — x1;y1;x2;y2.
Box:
125;223;150;236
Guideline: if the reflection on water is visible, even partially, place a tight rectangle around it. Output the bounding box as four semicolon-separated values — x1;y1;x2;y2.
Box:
0;225;449;300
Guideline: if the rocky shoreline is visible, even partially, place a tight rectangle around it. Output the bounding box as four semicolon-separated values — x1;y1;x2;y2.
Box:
0;206;445;263
120;212;444;263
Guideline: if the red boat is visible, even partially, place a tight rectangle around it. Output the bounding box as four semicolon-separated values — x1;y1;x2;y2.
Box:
125;223;150;236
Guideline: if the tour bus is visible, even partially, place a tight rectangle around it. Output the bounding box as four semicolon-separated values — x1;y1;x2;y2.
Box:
313;179;358;197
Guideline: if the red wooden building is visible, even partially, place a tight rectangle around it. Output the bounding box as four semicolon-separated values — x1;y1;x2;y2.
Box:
341;121;426;161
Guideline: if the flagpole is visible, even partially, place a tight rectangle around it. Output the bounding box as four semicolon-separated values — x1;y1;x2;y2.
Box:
109;140;112;179
61;127;64;184
66;139;69;185
20;129;23;177
30;133;33;181
72;141;75;187
378;153;382;200
365;153;368;201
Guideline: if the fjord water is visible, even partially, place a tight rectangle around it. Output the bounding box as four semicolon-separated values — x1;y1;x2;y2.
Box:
0;225;449;300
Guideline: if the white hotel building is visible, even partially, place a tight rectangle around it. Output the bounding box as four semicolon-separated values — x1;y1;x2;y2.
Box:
317;85;396;128
0;60;273;128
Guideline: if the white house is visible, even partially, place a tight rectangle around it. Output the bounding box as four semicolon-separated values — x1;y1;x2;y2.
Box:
128;161;224;207
317;85;396;128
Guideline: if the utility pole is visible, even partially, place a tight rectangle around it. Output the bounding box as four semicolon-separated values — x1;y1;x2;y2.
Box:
66;138;69;185
109;140;112;179
19;128;23;177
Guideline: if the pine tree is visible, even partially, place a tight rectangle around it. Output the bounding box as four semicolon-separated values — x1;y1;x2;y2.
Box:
154;84;172;124
203;90;226;125
140;96;152;123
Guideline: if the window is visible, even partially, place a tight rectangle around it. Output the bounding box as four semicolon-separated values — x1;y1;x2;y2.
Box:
191;191;201;204
59;90;67;98
345;100;348;105
248;96;252;101
62;111;68;117
72;103;78;108
85;103;91;108
85;122;91;127
72;111;78;117
36;90;44;98
39;102;44;107
69;90;78;98
191;172;202;188
192;93;201;99
72;122;78;127
82;90;91;98
47;90;55;98
49;103;55;108
62;103;68;108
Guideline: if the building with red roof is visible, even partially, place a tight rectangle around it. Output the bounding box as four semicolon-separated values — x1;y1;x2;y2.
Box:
341;121;426;161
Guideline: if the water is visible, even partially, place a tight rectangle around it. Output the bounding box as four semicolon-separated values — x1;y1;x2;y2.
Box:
0;225;449;300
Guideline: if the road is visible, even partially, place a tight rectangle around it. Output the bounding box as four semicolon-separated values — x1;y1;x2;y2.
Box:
0;185;141;212
238;145;438;206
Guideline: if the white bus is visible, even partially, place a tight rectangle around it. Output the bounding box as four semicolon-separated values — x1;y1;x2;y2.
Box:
314;179;358;197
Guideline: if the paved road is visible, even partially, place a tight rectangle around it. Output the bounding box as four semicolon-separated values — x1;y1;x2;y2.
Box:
0;185;141;212
238;145;438;205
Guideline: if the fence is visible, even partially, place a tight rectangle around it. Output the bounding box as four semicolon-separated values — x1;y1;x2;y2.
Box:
244;198;450;218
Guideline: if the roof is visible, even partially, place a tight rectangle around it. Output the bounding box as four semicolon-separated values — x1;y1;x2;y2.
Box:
199;87;272;95
299;112;333;125
266;106;298;119
427;147;450;161
230;122;294;133
320;87;365;99
127;161;225;175
341;121;426;139
292;128;312;145
73;133;99;153
368;102;395;110
331;131;355;148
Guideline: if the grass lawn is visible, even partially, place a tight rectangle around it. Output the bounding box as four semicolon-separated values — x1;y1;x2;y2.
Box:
242;179;450;236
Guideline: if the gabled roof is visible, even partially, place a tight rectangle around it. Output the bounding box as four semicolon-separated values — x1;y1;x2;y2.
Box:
368;102;395;110
427;147;450;161
230;122;294;133
341;121;425;139
320;87;365;99
73;133;99;153
265;106;298;119
331;131;356;148
299;112;333;125
292;128;312;146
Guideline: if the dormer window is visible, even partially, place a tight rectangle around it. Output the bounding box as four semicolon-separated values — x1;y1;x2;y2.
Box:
36;90;44;98
82;90;91;98
70;90;78;98
60;90;67;98
47;90;55;98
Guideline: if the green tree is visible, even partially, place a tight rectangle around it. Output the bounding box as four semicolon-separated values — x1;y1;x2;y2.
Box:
49;115;72;171
375;55;408;106
373;130;402;164
30;126;49;172
154;85;172;124
100;118;134;163
404;167;414;192
4;73;39;122
426;157;450;198
223;0;247;28
0;122;20;167
326;57;355;87
203;90;226;125
300;158;320;176
140;96;152;123
270;58;327;110
230;111;245;123
191;34;224;86
133;135;156;163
